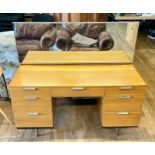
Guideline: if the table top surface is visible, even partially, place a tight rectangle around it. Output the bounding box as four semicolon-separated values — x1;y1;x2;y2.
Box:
22;50;131;65
0;67;2;76
9;64;146;87
113;13;155;20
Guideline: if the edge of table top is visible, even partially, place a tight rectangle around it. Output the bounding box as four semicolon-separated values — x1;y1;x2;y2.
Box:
9;64;146;87
22;50;132;65
9;51;147;87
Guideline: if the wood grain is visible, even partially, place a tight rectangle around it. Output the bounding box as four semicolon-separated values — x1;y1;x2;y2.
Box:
51;87;105;97
9;46;146;128
12;102;53;128
22;50;131;65
102;96;144;112
105;86;146;96
9;65;146;87
9;88;51;102
101;112;141;127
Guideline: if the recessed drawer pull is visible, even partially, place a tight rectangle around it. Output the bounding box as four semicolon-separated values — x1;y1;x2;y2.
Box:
117;112;129;115
72;87;85;91
26;112;39;116
119;86;133;90
118;95;132;99
23;87;37;90
24;96;38;100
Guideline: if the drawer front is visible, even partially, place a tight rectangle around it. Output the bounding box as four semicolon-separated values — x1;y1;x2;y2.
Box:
51;87;104;97
12;104;53;128
9;87;50;92
102;96;144;112
12;100;51;106
105;86;146;96
101;112;142;127
12;104;52;115
9;87;51;102
14;114;53;128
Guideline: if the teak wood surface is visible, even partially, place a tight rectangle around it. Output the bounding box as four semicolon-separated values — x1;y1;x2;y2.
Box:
22;50;131;65
9;50;146;128
9;64;146;87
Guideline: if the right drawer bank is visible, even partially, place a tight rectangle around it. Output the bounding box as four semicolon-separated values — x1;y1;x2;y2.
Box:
100;86;146;127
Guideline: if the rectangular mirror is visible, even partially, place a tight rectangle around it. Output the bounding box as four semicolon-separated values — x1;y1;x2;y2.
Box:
13;22;139;63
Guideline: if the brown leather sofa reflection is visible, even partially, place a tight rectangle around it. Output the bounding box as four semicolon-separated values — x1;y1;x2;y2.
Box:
14;23;56;62
56;23;114;51
14;23;114;62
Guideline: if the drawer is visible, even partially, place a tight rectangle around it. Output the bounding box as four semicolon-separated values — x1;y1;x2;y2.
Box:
14;113;53;128
105;86;146;96
10;87;50;92
9;87;51;102
12;100;51;106
12;104;53;128
102;96;144;112
12;104;52;115
51;87;104;97
101;112;142;127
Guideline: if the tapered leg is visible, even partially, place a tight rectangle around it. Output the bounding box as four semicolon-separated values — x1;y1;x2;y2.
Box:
0;107;12;124
2;73;9;98
98;97;104;127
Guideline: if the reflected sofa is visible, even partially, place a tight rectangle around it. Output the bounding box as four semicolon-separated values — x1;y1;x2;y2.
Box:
14;23;114;62
14;23;56;62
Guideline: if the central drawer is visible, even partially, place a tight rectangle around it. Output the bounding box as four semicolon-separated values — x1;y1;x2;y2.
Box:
51;87;105;97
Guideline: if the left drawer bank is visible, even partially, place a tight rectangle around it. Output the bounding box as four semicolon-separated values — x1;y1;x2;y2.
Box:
9;87;53;128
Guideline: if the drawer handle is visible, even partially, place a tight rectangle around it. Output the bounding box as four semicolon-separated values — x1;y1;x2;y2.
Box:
117;112;129;115
119;86;133;90
72;87;85;91
26;112;39;116
23;87;37;90
24;96;38;100
118;95;132;99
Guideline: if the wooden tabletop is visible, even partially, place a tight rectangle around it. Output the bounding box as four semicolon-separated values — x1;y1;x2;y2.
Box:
22;50;131;65
0;67;2;76
9;64;146;87
113;13;155;20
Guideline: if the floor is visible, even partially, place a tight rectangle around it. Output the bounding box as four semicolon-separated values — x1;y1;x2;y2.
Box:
0;33;155;142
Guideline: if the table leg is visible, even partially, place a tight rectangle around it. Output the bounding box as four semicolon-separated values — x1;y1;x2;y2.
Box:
1;73;9;99
0;107;12;124
36;129;39;137
115;128;121;136
99;97;104;127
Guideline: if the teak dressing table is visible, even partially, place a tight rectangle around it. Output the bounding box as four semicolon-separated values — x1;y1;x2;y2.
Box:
9;51;146;128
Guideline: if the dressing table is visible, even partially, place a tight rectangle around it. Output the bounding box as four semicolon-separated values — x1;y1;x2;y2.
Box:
9;51;146;128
